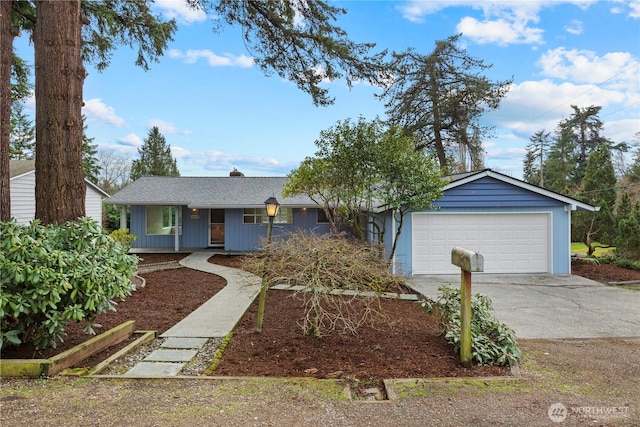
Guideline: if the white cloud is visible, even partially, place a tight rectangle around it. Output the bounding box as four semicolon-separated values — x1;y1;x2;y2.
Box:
399;1;598;45
154;0;207;24
631;0;640;18
610;0;640;18
485;146;527;161
486;79;629;138
538;48;639;88
117;133;142;148
170;146;190;159
22;93;35;111
182;150;295;176
456;16;544;45
83;98;126;127
168;49;254;68
147;119;192;135
564;19;583;35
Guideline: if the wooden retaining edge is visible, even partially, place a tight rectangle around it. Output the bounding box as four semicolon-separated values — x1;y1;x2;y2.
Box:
607;280;640;286
0;321;136;378
89;330;156;376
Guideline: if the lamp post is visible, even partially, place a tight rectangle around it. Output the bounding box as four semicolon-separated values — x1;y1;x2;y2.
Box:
256;197;280;332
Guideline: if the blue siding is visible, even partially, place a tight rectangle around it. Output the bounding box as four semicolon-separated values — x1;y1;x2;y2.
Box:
182;207;209;247
127;175;574;275
225;208;331;251
130;206;331;251
390;176;573;275
436;176;565;208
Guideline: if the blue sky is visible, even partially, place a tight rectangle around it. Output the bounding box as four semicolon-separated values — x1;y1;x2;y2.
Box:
14;0;640;179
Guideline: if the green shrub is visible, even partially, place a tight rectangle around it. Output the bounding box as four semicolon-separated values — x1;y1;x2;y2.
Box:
0;217;138;350
420;285;521;366
108;228;136;249
598;254;640;271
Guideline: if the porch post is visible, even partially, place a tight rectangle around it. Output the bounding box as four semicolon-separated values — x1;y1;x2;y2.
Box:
120;205;127;230
174;206;180;251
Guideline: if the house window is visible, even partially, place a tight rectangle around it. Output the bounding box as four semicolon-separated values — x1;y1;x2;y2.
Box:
317;208;330;223
243;207;292;224
146;206;182;235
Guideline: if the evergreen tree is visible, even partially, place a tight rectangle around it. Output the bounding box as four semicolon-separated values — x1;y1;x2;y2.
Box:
9;103;35;160
543;125;577;195
616;211;640;260
130;127;180;181
82;118;100;184
2;1;177;224
542;105;626;197
617;192;633;220
378;34;512;172
3;1;386;224
626;135;640;183
523;130;550;186
572;144;617;255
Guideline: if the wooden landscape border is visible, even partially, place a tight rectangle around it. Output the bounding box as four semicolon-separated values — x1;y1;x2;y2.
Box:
0;321;137;378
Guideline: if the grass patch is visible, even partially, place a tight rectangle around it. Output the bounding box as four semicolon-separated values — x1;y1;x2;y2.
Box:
571;242;615;257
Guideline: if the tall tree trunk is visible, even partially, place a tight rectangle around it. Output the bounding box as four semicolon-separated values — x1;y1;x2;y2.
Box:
0;0;18;222
428;69;447;172
34;1;86;224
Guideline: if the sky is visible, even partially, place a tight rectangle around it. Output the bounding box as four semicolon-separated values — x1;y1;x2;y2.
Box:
14;0;640;179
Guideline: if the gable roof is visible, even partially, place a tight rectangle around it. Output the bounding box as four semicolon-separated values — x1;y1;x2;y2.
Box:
104;176;319;208
9;160;36;179
445;169;599;212
9;160;110;197
106;169;599;212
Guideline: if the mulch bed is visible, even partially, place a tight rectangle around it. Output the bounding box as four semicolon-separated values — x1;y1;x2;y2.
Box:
1;254;224;362
212;289;506;379
2;253;638;380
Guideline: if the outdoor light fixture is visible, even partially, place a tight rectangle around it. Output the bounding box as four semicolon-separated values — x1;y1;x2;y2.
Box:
264;196;280;218
256;196;280;333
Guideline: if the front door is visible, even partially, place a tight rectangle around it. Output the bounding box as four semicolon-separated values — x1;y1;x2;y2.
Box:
210;209;225;246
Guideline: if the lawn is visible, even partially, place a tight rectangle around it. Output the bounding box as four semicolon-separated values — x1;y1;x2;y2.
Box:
571;242;615;257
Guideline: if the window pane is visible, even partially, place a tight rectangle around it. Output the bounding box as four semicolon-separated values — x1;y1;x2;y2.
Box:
146;206;182;235
317;209;329;223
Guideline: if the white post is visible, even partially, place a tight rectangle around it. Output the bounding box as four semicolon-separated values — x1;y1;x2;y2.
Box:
174;206;180;252
120;205;127;230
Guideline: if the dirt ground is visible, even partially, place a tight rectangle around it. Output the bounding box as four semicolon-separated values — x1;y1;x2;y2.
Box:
3;254;639;375
1;254;639;425
1;254;224;362
1;337;638;426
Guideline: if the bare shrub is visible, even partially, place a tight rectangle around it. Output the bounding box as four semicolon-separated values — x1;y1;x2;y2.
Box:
241;231;406;337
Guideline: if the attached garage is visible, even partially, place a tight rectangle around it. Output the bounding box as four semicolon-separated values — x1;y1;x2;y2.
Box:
412;212;551;274
389;169;598;276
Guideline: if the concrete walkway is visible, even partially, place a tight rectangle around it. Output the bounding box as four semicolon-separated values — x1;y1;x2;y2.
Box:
124;251;261;376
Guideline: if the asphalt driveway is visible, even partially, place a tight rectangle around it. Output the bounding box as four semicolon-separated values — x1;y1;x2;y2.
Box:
407;274;640;339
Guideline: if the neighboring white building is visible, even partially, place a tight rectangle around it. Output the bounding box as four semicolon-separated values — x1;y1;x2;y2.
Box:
9;160;108;225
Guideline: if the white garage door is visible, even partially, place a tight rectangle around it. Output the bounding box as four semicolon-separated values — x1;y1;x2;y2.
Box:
412;213;550;274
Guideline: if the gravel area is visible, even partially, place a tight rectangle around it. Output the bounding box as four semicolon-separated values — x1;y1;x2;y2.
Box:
98;337;224;376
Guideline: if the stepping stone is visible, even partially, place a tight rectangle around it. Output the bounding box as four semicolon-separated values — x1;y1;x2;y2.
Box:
144;349;197;362
125;362;184;376
400;294;418;300
161;337;208;349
